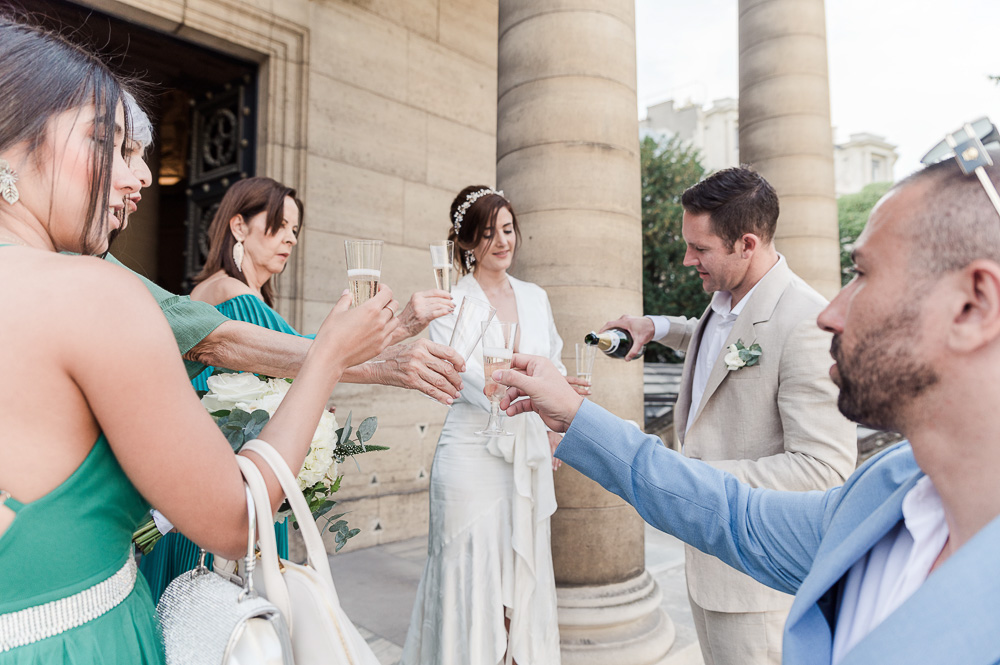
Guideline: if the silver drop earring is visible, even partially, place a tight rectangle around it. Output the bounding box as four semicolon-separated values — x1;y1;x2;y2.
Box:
232;240;245;273
0;158;19;206
464;250;475;272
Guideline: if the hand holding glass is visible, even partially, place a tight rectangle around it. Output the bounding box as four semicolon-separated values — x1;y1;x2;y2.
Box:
477;320;518;437
429;241;454;292
448;296;496;361
423;296;496;404
345;240;383;307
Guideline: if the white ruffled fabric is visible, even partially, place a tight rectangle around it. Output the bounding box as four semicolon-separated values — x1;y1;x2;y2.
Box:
401;274;564;665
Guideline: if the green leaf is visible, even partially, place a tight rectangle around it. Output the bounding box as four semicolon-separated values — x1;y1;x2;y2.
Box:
356;417;377;444
228;410;251;426
210;409;231;418
195;390;208;399
338;411;353;446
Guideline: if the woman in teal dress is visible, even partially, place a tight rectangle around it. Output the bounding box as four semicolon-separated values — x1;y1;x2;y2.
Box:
140;177;311;601
0;17;400;662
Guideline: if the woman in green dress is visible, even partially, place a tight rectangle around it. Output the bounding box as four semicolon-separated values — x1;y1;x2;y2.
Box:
0;17;399;663
140;176;312;601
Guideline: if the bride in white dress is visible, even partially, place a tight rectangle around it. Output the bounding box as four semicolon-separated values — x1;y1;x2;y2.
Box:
402;187;576;665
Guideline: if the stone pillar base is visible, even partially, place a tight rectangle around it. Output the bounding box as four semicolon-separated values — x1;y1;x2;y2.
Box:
558;570;675;665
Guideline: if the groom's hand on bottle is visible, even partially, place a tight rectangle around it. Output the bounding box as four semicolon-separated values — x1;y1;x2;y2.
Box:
492;354;584;433
600;315;654;361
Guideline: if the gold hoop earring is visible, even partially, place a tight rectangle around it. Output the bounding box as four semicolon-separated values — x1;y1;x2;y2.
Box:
233;240;245;273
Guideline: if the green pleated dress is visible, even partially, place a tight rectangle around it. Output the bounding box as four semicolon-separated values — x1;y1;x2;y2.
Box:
0;435;163;664
140;294;313;603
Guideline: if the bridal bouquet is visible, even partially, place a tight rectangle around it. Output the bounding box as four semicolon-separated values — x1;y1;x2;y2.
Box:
133;372;387;554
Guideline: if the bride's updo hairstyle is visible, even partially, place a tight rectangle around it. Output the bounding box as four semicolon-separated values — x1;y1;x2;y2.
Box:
0;16;127;255
447;185;520;275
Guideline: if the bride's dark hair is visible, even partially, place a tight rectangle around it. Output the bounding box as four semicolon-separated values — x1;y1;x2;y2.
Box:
448;185;520;276
0;16;127;255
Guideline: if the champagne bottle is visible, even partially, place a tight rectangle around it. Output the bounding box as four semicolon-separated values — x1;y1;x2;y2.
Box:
584;329;644;359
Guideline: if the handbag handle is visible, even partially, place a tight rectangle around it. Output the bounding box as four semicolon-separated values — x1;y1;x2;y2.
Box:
196;485;258;596
241;439;339;598
235;454;294;627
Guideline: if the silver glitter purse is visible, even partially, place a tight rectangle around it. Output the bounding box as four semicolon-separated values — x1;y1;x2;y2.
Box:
156;486;293;665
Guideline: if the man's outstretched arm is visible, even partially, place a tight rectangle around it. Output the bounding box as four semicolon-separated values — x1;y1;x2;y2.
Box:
494;353;832;594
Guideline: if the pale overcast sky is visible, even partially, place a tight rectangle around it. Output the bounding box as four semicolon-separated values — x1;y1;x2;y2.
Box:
635;0;1000;179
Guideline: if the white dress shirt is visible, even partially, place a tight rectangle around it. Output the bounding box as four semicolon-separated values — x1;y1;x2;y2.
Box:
831;475;950;663
648;256;784;433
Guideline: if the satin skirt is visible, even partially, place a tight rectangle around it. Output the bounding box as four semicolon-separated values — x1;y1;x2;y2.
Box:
401;406;560;665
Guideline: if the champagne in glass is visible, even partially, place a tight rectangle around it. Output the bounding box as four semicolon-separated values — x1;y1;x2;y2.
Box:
347;268;380;307
344;239;384;307
477;320;518;437
575;342;597;386
430;241;454;292
482;347;513;402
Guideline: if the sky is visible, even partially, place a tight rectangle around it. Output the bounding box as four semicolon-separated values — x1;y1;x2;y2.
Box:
635;0;1000;179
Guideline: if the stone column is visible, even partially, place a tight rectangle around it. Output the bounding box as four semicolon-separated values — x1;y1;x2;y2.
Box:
738;0;842;298
497;2;673;662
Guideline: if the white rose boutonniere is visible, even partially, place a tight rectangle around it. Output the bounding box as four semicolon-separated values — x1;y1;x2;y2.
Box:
724;340;762;371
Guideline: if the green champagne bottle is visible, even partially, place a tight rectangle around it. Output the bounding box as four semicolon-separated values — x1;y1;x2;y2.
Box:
584;329;644;359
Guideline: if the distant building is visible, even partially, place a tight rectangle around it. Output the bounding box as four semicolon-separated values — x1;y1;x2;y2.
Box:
640;98;739;173
833;133;899;196
641;98;898;196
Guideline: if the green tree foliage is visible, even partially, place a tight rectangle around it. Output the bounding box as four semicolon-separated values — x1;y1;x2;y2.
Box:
837;182;892;285
641;135;709;362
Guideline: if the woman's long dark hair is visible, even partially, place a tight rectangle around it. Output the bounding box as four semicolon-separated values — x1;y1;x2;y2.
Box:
448;185;520;276
193;177;304;307
0;16;126;255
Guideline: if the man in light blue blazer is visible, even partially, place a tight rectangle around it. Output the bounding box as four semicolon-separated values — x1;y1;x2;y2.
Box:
492;144;1000;663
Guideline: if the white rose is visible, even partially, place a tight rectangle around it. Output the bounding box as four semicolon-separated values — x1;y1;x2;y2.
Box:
312;410;339;448
724;346;745;370
266;378;292;398
205;373;270;404
298;445;336;490
255;393;284;416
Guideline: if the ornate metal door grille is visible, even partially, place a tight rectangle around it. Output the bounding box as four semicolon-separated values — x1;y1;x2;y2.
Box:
182;75;257;291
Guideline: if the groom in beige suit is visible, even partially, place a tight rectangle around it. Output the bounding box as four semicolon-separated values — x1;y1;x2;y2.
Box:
603;166;856;665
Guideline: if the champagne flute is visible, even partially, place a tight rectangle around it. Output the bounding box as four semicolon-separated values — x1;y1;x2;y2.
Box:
344;239;383;307
429;241;454;292
575;342;597;386
477;320;518;437
423;295;496;404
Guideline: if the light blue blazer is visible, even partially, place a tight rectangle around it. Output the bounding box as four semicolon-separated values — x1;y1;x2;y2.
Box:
557;400;1000;665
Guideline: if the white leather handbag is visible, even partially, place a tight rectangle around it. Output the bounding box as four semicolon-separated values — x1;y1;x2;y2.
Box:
235;440;381;665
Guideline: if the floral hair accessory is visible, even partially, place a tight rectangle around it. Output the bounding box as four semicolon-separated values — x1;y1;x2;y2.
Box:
724;339;762;371
453;187;504;235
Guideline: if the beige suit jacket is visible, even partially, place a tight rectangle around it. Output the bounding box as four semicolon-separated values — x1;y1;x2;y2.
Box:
660;259;857;613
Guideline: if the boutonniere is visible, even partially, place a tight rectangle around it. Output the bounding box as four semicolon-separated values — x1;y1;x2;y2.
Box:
724;340;762;371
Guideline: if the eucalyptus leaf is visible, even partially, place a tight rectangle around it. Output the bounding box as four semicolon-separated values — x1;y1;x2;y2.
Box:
228;410;251;425
338;411;353;445
356;416;377;443
210;409;231;418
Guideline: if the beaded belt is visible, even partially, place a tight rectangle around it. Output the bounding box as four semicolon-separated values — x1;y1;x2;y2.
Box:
0;554;137;652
